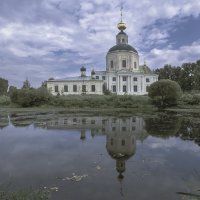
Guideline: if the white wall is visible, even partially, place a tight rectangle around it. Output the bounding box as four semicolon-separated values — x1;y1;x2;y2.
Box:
47;80;104;95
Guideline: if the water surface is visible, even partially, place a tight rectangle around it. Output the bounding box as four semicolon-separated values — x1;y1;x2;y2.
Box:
0;112;200;200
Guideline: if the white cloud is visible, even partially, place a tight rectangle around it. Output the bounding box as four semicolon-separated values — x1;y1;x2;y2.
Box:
0;0;200;86
147;136;200;154
146;40;200;68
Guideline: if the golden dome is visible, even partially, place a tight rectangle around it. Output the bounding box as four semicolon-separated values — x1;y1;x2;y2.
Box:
117;22;127;31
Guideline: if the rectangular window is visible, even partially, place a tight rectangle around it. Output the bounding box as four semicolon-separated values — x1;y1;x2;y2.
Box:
123;76;127;81
134;62;137;69
82;85;86;92
112;77;116;81
134;85;137;92
113;85;116;92
64;85;68;92
96;76;99;80
112;127;116;131
122;127;126;131
55;85;58;93
122;60;126;68
91;120;95;124
123;85;127;92
146;86;150;92
91;85;95;92
73;85;77;92
121;139;125;146
146;78;150;82
102;76;105;80
133;77;137;81
110;60;114;68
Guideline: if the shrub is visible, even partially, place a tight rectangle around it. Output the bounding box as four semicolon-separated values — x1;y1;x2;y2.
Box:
148;79;182;108
103;89;111;95
10;88;52;107
181;93;200;105
0;95;11;105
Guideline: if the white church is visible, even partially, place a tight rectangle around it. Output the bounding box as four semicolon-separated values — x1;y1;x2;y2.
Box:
47;17;158;95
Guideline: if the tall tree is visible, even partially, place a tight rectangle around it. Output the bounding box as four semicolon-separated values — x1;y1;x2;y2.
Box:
0;78;8;95
22;79;31;89
193;61;200;90
179;63;195;91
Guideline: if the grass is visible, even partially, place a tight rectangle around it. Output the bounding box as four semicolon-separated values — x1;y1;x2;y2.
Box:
0;188;50;200
1;93;200;116
0;95;158;116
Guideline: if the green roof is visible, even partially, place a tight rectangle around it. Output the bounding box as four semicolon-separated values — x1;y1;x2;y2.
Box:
139;65;153;74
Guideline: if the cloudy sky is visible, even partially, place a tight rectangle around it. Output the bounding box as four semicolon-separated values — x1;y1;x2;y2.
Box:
0;0;200;87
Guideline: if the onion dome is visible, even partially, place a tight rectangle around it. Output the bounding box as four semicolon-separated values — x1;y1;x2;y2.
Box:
91;69;95;75
80;66;86;71
108;44;138;54
117;22;127;31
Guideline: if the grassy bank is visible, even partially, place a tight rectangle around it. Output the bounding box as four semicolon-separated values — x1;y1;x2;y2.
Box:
0;95;157;115
1;94;200;116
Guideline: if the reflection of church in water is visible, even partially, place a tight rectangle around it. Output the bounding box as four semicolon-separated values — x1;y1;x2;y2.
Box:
36;116;148;180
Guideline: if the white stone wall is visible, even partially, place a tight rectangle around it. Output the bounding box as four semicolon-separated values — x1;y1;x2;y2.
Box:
116;34;128;44
47;80;104;95
106;51;139;72
100;72;158;95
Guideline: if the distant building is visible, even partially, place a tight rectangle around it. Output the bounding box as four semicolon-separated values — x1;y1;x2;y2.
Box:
47;17;158;95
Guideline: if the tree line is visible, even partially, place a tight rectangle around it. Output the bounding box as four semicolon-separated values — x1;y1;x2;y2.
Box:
154;60;200;91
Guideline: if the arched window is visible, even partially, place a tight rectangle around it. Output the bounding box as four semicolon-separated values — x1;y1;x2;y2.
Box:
110;60;114;68
122;60;126;68
122;38;125;43
134;62;137;69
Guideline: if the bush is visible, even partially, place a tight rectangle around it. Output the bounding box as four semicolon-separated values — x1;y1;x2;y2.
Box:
10;88;52;107
148;79;182;108
103;89;111;95
0;95;11;105
181;93;200;105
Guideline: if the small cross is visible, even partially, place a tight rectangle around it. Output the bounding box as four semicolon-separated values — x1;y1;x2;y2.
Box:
120;3;123;22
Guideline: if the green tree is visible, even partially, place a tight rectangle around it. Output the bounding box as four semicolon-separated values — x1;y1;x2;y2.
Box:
178;63;195;91
148;79;182;108
8;86;17;94
155;65;181;82
154;60;200;91
193;60;200;90
0;78;8;95
10;88;51;107
41;81;47;88
22;79;31;89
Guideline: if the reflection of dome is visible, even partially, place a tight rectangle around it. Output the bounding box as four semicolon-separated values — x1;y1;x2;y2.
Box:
80;130;86;141
106;134;136;160
118;173;124;182
106;132;136;180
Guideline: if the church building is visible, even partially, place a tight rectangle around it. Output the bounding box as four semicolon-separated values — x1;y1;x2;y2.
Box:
47;17;158;95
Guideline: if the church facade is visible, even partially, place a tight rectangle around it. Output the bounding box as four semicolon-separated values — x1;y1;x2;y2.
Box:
47;19;158;95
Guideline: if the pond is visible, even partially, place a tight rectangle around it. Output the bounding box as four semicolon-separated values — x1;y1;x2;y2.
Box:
0;112;200;200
